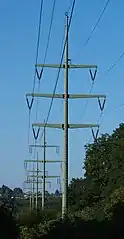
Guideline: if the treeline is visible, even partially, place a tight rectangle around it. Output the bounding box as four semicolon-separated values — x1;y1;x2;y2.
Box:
1;123;124;238
0;185;61;199
0;185;23;199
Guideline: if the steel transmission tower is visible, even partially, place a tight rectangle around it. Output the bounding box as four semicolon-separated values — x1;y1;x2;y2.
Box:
26;14;106;217
23;178;48;211
24;126;61;210
27;174;60;210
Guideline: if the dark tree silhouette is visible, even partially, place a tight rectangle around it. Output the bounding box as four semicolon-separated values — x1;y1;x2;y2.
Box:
0;205;20;238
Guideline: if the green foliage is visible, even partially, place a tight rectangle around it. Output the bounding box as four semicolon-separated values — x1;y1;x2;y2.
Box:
68;178;87;210
68;123;124;221
19;216;116;239
18;207;61;228
102;186;124;219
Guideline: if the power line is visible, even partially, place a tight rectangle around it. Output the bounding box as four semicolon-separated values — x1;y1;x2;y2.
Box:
67;0;74;14
79;0;110;129
99;102;124;128
32;0;44;94
42;0;56;67
36;0;57;82
86;102;124;145
86;111;104;144
27;0;44;146
94;51;124;144
39;0;76;140
82;0;124;101
37;31;65;144
86;51;124;144
84;0;111;47
80;81;94;120
28;0;56;148
110;103;124;113
35;0;56;123
103;51;124;78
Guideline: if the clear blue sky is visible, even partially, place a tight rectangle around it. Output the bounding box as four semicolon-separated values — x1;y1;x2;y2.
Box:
0;0;124;191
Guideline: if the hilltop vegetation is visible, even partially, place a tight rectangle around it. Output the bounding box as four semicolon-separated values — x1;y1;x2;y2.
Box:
0;185;23;199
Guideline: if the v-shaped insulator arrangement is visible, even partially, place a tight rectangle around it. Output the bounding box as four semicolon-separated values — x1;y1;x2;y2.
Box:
91;127;100;142
32;127;40;140
89;68;97;82
36;67;43;81
98;97;106;111
26;96;34;111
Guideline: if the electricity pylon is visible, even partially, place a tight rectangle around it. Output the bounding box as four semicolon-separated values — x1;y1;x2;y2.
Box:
26;167;49;210
28;174;60;210
26;14;106;218
23;178;51;211
23;178;42;211
24;126;61;210
26;175;51;211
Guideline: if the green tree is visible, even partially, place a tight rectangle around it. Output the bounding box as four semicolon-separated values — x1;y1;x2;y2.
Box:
84;123;124;202
68;123;124;218
68;178;86;210
13;187;24;197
